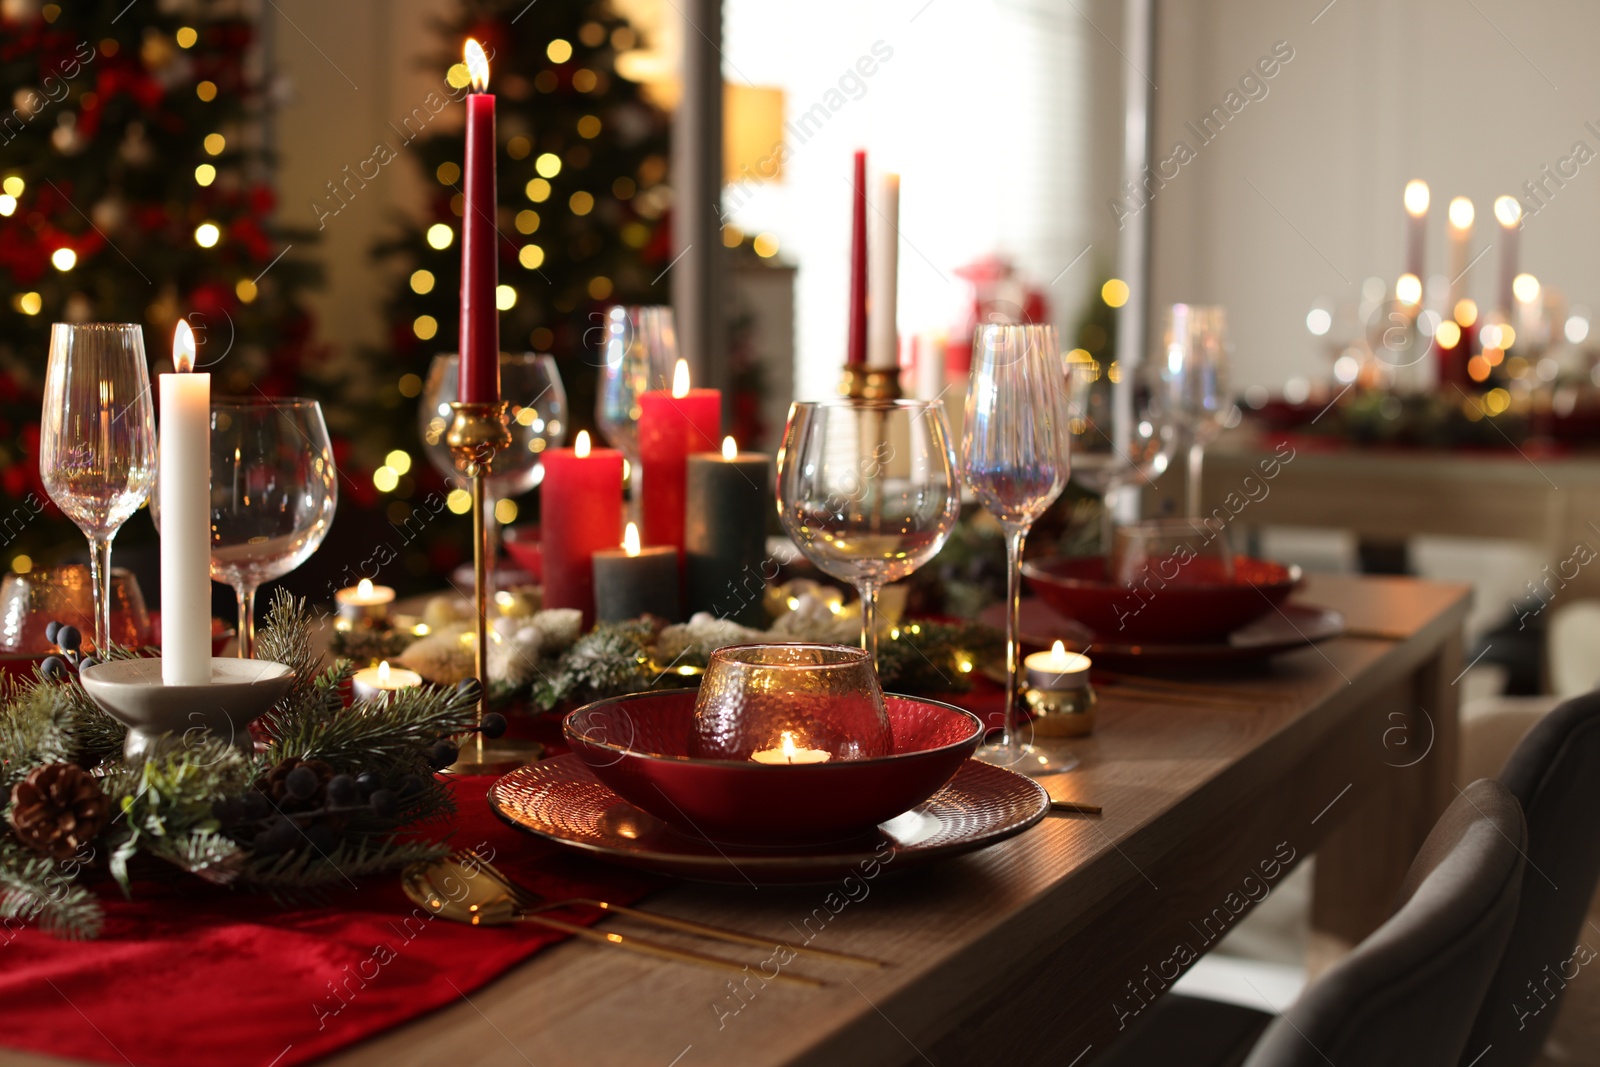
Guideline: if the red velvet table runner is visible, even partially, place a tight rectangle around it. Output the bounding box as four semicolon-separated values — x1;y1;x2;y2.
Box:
0;776;657;1067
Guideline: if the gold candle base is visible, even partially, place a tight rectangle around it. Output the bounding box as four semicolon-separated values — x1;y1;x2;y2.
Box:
1025;684;1097;738
442;400;540;773
839;366;903;400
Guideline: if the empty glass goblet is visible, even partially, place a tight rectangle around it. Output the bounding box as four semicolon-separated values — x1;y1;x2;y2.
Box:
208;398;338;656
1154;304;1233;518
777;399;960;668
39;323;157;652
595;306;678;500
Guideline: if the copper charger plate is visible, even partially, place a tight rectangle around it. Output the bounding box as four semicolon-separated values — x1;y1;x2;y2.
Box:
488;754;1050;885
983;598;1346;669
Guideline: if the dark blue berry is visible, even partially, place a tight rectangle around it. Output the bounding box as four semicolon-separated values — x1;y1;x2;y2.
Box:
77;656;98;672
243;791;272;819
480;712;507;740
426;740;459;770
326;774;359;806
355;772;379;797
40;656;66;681
455;677;482;703
55;625;80;652
284;765;319;800
369;789;400;818
44;621;60;644
398;774;425;799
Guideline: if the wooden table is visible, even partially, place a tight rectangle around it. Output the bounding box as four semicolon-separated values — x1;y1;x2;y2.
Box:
0;574;1468;1067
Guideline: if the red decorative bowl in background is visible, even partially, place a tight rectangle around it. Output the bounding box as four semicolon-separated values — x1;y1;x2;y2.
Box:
1021;555;1302;643
564;689;984;845
502;525;542;581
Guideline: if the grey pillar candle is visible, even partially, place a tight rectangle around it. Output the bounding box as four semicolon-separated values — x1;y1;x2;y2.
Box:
685;441;772;626
592;524;681;623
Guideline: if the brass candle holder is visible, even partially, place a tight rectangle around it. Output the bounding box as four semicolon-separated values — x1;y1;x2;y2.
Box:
1022;645;1097;739
839;365;903;400
445;400;543;774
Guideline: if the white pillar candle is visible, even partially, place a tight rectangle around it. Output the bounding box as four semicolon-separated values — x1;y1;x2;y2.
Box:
159;320;212;685
1494;195;1522;319
1403;179;1429;280
1446;197;1473;310
867;172;901;371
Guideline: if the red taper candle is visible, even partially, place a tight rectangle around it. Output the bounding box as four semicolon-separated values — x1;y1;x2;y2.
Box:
540;430;624;627
846;149;868;367
459;38;498;404
639;358;722;557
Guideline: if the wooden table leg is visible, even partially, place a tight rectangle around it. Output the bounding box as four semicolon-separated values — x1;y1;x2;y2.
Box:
1308;633;1463;976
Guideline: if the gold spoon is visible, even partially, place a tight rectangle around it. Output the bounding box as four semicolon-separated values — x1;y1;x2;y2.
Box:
447;849;886;968
401;860;824;987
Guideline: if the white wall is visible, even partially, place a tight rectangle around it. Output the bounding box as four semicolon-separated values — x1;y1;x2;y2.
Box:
1145;0;1600;389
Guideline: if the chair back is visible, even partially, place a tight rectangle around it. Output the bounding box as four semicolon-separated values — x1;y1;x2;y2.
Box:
1243;778;1525;1067
1464;690;1600;1065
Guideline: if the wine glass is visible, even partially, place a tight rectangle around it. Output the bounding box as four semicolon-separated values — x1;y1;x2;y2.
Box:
963;323;1075;774
596;306;677;514
777;399;960;667
1066;353;1177;550
39;323;158;652
1154;304;1233;518
419;353;566;575
209;398;338;656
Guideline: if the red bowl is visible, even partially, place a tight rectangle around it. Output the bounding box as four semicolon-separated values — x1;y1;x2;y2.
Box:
563;690;984;845
1021;555;1301;643
502;525;542;581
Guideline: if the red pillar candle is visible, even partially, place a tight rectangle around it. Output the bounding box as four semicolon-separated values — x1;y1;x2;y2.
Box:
639;359;722;555
540;430;624;627
846;149;868;367
458;38;499;405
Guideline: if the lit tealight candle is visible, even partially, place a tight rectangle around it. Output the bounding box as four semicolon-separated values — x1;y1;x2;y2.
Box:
336;577;396;625
351;659;423;702
1024;641;1092;691
750;730;832;765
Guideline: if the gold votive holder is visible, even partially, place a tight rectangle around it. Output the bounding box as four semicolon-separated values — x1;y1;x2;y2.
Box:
1023;641;1096;738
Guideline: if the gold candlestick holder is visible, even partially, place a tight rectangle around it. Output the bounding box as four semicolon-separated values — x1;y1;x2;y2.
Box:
839;365;903;400
445;400;543;774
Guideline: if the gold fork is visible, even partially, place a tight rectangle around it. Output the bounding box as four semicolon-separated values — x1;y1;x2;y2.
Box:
452;849;886;968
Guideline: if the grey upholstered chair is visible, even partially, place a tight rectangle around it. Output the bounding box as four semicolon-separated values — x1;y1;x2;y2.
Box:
1094;778;1526;1067
1462;689;1600;1066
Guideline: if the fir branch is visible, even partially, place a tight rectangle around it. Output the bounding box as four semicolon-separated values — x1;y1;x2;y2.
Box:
261;684;477;775
240;837;448;905
532;620;670;711
254;589;325;713
0;838;102;940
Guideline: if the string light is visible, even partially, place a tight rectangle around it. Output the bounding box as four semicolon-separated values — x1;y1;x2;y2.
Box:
535;153;562;178
525;178;551;202
0;195;14;216
496;285;517;310
426;224;453;249
410;269;435;294
51;248;76;271
194;222;221;248
194;164;216;186
235;279;258;303
203;133;226;155
519;245;545;270
547;39;573;62
1101;278;1130;308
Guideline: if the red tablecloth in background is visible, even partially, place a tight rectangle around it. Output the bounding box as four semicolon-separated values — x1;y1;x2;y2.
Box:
0;776;657;1067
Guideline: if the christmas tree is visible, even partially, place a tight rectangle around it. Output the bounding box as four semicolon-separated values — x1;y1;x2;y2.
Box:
365;0;673;582
0;0;325;572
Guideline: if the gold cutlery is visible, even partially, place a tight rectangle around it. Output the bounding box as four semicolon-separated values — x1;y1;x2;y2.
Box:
450;849;885;968
402;860;825;986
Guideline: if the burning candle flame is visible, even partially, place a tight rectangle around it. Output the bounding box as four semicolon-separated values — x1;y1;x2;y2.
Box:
357;578;374;598
1494;195;1522;228
173;319;195;373
1403;179;1429;218
1513;273;1541;304
575;429;591;458
378;660;391;685
721;435;737;461
780;731;797;760
623;522;641;556
1051;640;1066;657
464;39;490;92
1448;196;1474;231
671;358;690;398
1396;273;1422;306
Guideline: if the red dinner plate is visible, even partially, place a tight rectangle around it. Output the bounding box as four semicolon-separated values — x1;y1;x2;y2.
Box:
563;690;984;845
1021;555;1302;643
488;754;1050;885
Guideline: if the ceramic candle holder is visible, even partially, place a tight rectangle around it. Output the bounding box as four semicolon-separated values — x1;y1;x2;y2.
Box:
80;657;294;759
689;643;891;762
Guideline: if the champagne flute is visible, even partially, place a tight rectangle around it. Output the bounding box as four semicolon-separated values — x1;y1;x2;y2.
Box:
777;400;959;667
596;306;677;515
963;324;1074;773
1155;304;1233;518
209;398;338;656
39;323;157;652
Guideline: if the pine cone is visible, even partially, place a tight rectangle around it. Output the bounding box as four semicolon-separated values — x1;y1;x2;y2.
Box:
258;757;334;813
8;764;109;859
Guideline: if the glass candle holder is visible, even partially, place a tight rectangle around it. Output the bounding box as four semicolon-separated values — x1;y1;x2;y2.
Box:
0;565;151;654
689;643;891;762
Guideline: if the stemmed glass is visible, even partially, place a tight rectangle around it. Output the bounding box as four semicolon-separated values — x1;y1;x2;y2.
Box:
963;324;1075;774
1067;354;1177;550
209;399;338;656
777;399;960;667
1154;304;1233;518
39;323;158;652
596;306;677;515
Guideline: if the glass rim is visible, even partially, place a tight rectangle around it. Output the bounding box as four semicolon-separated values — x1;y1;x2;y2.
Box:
788;398;945;413
427;351;558;364
48;322;143;332
706;642;872;669
210;396;325;410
